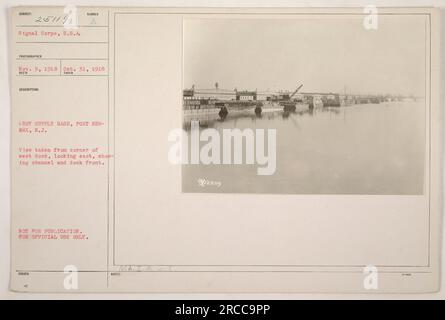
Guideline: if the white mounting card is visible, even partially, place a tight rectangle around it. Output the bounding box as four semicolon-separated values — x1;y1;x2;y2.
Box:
9;6;442;293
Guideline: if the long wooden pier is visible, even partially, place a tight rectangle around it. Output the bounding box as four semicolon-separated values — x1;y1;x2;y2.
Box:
183;87;419;118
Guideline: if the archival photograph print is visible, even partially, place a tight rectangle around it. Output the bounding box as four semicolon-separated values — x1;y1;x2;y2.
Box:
181;15;427;194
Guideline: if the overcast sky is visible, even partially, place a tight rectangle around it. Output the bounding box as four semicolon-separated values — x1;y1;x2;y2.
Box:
184;15;427;96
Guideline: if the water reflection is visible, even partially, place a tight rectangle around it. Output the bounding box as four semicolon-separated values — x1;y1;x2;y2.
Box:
182;102;425;195
183;105;345;130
